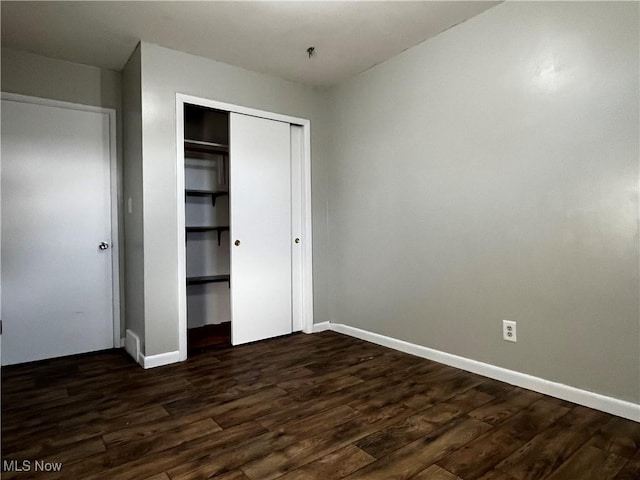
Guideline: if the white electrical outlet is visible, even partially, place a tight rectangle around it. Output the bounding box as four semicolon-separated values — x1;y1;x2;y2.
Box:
503;320;517;342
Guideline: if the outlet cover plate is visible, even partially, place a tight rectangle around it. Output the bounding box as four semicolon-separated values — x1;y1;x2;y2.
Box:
503;320;517;342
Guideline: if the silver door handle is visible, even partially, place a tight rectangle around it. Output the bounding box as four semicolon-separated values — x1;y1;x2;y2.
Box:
99;242;109;250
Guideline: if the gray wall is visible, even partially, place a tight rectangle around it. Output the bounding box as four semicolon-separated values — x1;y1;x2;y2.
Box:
122;45;145;348
326;1;639;402
1;48;127;339
1;48;121;109
138;43;329;355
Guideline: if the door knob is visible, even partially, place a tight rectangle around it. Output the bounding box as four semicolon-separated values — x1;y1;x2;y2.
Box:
234;240;241;246
99;242;109;250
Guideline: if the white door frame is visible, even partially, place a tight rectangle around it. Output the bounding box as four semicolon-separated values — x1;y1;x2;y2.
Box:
1;92;121;350
176;93;314;361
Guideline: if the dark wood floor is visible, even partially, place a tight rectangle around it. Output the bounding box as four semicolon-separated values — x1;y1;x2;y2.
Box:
188;322;232;351
2;331;639;480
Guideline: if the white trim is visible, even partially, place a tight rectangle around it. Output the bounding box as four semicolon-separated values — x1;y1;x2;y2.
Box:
177;94;310;126
106;104;122;350
312;321;331;333
291;125;303;333
300;122;314;334
329;322;640;422
176;99;188;361
140;350;181;369
124;329;141;365
1;92;122;351
1;92;115;116
175;93;314;361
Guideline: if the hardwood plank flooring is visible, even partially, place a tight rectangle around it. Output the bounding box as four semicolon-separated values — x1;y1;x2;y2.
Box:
188;323;231;352
2;331;639;479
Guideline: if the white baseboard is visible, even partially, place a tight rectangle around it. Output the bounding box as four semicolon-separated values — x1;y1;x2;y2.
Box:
328;322;640;422
140;350;181;369
312;321;331;333
124;329;141;365
125;329;180;369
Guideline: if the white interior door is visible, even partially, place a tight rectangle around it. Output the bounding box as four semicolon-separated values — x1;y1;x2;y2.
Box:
230;113;292;345
1;98;115;365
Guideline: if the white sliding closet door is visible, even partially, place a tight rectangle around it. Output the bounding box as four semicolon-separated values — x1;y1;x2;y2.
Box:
230;113;292;345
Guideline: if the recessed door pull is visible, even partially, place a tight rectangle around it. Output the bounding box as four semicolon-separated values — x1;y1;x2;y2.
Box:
234;240;241;246
294;238;300;244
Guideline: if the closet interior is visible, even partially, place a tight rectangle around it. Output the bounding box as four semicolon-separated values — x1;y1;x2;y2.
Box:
184;104;231;350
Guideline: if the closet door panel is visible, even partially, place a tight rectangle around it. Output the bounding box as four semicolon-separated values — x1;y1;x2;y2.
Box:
230;113;292;345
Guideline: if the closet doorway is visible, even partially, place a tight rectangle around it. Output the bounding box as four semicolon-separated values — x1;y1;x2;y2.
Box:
176;94;313;359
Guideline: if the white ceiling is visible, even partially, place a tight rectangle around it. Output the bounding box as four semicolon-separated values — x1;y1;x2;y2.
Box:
1;1;499;87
